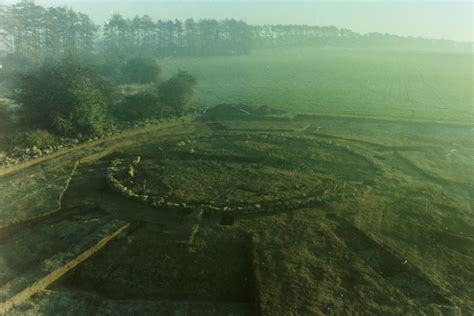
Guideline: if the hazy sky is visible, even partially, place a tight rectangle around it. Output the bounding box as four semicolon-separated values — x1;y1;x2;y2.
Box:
3;1;473;42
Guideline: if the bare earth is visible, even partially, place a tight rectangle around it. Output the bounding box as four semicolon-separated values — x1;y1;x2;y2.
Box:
0;111;472;315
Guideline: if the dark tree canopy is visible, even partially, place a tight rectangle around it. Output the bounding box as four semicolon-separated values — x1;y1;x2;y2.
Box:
0;0;98;59
112;91;162;121
121;57;161;84
101;16;253;57
1;1;466;61
158;70;197;116
12;56;117;136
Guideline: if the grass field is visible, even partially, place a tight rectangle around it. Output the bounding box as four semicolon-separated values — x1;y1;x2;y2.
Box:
161;47;473;123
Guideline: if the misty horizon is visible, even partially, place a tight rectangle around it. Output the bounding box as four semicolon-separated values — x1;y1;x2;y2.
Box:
0;0;473;315
2;0;473;43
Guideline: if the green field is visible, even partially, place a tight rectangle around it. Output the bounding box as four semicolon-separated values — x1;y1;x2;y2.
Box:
161;47;473;123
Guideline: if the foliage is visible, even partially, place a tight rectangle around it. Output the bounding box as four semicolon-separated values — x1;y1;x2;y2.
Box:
0;0;98;59
89;53;126;83
87;54;161;84
12;56;117;136
112;91;163;121
158;71;197;116
12;129;56;148
1;1;468;62
120;58;161;84
103;15;254;56
0;53;39;86
0;98;10;111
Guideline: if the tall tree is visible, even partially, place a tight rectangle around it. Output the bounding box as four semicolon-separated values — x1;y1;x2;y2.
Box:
184;18;196;55
103;13;131;54
2;1;98;59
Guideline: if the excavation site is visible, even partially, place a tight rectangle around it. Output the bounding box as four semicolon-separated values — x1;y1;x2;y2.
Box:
0;1;472;314
1;106;472;314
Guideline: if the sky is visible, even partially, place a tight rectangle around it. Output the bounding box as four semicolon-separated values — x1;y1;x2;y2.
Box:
2;0;473;42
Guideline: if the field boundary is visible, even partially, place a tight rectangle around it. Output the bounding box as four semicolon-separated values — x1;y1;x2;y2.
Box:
0;116;195;177
293;112;474;128
0;222;129;314
0;160;79;231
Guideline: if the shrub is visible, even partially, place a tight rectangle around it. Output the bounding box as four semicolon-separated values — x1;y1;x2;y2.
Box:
13;129;56;148
0;53;38;85
121;58;161;84
112;91;162;121
91;53;125;83
158;70;197;116
12;56;117;137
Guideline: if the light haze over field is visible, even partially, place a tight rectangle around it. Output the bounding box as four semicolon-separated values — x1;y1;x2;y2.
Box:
3;0;473;42
1;0;474;314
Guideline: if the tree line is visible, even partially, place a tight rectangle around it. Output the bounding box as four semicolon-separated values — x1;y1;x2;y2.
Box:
102;14;253;56
1;0;468;61
252;24;470;50
0;0;97;58
0;1;253;58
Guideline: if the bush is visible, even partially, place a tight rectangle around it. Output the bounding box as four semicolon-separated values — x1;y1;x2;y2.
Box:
91;53;126;83
158;70;197;116
0;53;38;83
112;91;163;121
121;57;161;84
12;129;56;148
12;56;118;137
88;55;161;85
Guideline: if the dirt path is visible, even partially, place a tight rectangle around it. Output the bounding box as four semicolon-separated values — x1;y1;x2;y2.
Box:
0;117;194;177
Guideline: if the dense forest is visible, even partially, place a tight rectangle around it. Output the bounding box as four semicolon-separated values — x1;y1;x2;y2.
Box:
0;0;469;61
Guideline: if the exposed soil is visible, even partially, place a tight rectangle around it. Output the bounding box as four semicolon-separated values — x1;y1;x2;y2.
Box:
1;112;472;314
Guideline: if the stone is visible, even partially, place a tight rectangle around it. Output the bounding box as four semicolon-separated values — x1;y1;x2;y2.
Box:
128;165;135;178
132;156;141;166
31;146;43;157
